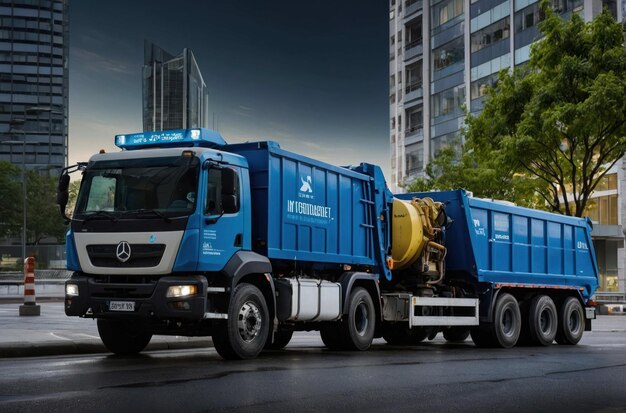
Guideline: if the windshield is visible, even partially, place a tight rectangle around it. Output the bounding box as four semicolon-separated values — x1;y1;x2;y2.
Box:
74;155;200;218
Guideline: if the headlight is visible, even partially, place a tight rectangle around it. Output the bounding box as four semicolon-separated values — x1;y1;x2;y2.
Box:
166;285;198;298
66;283;79;297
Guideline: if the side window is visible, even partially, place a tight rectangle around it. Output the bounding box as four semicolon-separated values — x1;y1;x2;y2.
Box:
205;168;240;215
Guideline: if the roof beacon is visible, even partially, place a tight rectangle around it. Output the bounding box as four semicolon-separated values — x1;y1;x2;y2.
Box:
114;128;227;150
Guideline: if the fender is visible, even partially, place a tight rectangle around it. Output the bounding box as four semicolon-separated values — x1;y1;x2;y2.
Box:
222;250;273;287
337;271;381;318
221;250;276;321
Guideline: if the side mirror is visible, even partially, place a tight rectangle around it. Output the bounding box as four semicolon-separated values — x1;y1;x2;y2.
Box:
56;173;70;222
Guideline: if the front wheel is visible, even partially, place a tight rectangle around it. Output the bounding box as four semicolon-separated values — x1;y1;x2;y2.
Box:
97;319;152;355
212;283;269;360
340;287;376;351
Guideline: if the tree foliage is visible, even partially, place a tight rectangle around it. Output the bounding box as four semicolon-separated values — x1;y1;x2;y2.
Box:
0;161;67;244
409;6;626;216
0;161;22;238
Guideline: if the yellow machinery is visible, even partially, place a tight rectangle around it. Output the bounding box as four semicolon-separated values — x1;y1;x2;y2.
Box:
390;197;447;283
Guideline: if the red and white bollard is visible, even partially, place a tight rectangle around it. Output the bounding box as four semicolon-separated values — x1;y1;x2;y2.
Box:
19;257;40;316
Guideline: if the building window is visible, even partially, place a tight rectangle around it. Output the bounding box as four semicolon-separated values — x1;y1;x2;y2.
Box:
432;0;463;28
405;107;423;135
405;61;422;93
470;73;498;100
431;132;461;157
580;194;618;225
470;18;511;53
406;141;424;174
515;4;542;32
433;37;464;72
431;85;465;118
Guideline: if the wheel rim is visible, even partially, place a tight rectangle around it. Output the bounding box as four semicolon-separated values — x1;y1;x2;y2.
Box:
355;301;369;336
540;308;553;334
501;307;515;337
568;308;581;334
237;301;262;342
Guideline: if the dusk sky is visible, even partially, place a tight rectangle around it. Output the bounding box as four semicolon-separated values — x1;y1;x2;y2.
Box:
69;1;390;176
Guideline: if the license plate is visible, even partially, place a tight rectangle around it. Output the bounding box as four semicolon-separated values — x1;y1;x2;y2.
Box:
109;301;135;312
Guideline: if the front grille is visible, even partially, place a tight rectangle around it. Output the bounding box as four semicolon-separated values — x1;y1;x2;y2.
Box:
86;244;165;268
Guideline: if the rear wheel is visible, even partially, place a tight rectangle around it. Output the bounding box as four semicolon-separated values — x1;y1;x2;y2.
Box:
555;297;584;345
320;324;345;350
383;324;430;345
492;293;521;348
443;327;470;343
212;283;269;360
339;287;376;351
470;325;496;348
97;319;152;355
266;329;294;350
528;295;557;346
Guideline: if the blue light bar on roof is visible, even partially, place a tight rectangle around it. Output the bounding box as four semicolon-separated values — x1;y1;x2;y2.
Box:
114;128;227;150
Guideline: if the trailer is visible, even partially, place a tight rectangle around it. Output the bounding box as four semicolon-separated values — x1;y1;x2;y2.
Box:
58;128;598;359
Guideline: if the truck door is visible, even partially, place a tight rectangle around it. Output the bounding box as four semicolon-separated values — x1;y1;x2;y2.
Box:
198;165;244;271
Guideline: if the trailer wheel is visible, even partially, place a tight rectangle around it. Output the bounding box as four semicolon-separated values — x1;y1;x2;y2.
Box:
492;293;521;348
212;283;269;360
266;329;294;350
443;327;470;343
555;297;584;345
528;295;557;346
97;319;152;355
340;287;375;351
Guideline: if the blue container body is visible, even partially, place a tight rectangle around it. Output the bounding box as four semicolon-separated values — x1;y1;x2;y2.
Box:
227;141;380;268
396;190;599;301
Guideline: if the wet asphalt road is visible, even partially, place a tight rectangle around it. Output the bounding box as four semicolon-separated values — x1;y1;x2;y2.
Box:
1;329;625;413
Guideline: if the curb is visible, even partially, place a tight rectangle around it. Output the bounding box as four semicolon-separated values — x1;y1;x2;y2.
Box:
0;338;213;358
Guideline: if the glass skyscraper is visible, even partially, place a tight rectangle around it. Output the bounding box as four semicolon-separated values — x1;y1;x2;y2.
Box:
142;41;208;132
0;0;69;173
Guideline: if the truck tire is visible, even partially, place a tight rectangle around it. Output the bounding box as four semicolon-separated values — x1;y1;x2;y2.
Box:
340;287;375;351
266;329;294;350
492;293;521;348
97;319;152;355
555;297;584;345
383;325;430;345
470;325;496;348
212;283;269;360
443;327;470;342
320;324;345;350
528;295;557;346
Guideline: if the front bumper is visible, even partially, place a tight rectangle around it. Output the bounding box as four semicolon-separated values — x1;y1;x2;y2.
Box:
65;274;208;320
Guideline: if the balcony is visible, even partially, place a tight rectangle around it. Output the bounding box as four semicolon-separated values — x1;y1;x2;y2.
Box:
404;0;423;19
404;40;423;61
404;82;423;103
404;125;424;140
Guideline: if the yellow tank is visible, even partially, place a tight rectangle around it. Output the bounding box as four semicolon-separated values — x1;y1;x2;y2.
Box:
390;197;446;272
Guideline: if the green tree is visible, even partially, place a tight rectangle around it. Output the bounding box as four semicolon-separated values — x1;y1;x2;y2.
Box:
26;171;68;244
410;6;626;216
0;161;22;238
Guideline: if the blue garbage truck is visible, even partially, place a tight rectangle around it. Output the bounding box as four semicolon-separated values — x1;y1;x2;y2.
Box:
57;128;598;359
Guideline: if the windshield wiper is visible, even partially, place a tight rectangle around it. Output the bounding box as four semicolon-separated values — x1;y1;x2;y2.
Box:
83;210;119;223
132;209;172;223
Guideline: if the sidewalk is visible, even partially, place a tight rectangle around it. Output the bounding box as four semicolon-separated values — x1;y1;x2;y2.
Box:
0;302;212;358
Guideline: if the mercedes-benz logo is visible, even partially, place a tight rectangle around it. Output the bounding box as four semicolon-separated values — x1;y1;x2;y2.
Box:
116;241;131;263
